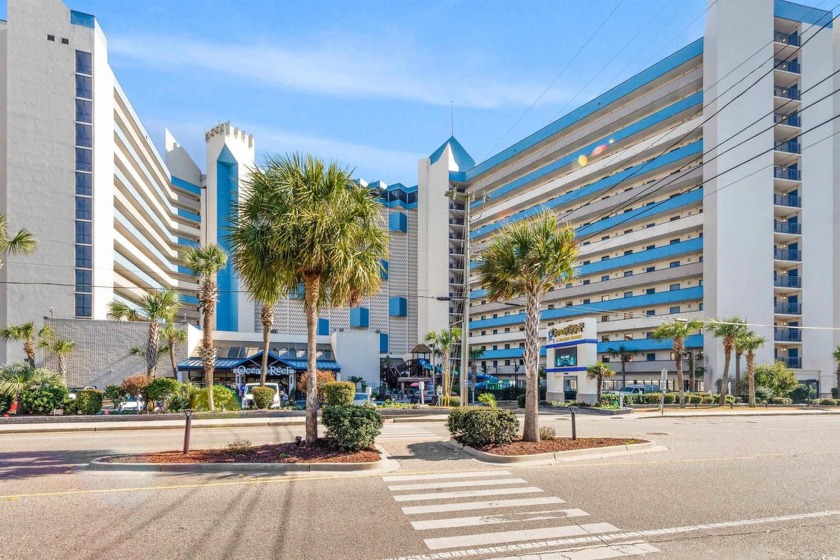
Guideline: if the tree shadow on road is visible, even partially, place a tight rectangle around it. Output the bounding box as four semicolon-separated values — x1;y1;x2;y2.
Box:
0;449;113;480
387;441;470;462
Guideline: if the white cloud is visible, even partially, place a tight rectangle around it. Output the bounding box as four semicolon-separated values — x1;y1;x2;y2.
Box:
109;33;572;109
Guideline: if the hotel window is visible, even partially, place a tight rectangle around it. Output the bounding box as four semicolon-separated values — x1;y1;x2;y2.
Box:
75;75;92;99
566;302;572;307
601;256;609;261
582;298;590;304
75;50;92;74
504;360;510;366
670;238;680;244
75;270;92;293
646;266;655;272
624;250;633;256
75;124;93;147
670;283;680;291
601;295;610;301
670;261;680;268
646;245;655;250
646;353;656;361
624;270;633;277
75;172;92;195
75;221;92;244
624;291;632;298
75;99;92;123
601;355;610;363
601;315;609;322
75;148;92;171
75;245;92;268
624;333;633;340
601;335;610;342
601;275;609;282
670;306;680;314
74;294;92;317
646;288;655;295
75;197;92;219
582;279;590;285
646;309;655;317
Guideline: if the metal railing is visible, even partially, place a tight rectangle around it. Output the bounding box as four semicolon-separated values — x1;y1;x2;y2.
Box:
774;113;801;127
773;275;801;288
774;220;801;234
774;302;802;314
774;328;802;342
773;193;801;207
774;31;800;46
774;59;801;73
774;87;800;100
779;356;801;368
774;168;801;180
774;140;801;154
774;248;801;261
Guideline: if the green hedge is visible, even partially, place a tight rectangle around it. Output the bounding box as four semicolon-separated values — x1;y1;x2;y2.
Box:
322;404;383;451
193;385;241;412
817;398;840;406
447;407;519;447
252;386;276;409
448;396;461;407
769;397;793;405
323;382;355;406
0;393;13;414
20;383;67;415
146;378;181;404
65;390;103;415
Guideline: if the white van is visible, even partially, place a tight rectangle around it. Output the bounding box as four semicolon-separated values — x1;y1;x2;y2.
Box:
241;383;284;409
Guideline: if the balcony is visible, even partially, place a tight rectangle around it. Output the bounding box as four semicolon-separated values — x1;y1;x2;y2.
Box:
778;356;801;369
774;31;800;46
773;113;801;127
773;193;801;207
774;275;801;288
774;140;801;154
774;328;802;342
774;167;801;181
773;86;800;100
774;248;801;261
449;218;465;226
773;220;801;234
774;301;802;314
774;58;800;74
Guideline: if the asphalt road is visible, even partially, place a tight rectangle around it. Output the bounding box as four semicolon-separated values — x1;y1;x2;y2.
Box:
2;413;840;560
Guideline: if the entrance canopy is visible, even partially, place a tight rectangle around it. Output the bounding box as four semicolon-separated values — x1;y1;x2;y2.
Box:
177;351;341;376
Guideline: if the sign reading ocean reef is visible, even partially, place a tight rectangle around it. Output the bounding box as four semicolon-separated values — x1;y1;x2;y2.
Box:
547;322;587;343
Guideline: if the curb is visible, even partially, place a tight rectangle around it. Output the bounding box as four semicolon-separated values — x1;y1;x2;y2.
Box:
87;444;400;474
545;407;632;416
637;410;840;419
443;439;665;464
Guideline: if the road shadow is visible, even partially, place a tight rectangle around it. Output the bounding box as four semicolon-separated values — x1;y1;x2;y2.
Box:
387;441;469;462
0;449;113;480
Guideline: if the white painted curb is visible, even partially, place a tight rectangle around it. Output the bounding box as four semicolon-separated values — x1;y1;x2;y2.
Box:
444;439;666;464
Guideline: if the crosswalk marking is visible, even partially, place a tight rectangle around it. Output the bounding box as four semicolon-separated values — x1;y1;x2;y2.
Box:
423;522;621;551
377;424;442;440
410;509;590;531
401;496;566;515
388;478;527;492
393;486;544;502
383;470;512;482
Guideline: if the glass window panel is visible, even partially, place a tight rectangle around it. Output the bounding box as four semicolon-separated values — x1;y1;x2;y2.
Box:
75;74;92;99
75;220;92;244
75;50;92;74
75;123;92;147
75;245;92;268
75;269;92;292
75;99;92;123
75;293;92;317
75;147;92;171
75;196;92;219
75;172;92;195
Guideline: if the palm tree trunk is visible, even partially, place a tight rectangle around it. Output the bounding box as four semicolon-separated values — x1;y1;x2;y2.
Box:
747;351;756;407
58;354;67;379
169;340;178;379
304;275;320;443
675;341;685;407
621;360;627;390
201;283;216;412
24;339;35;368
146;322;160;379
442;348;450;406
735;352;742;394
260;304;273;387
522;288;542;442
719;342;732;406
596;374;602;401
836;364;840;401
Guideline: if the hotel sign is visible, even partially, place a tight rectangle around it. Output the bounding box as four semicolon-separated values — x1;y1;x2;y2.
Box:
234;365;296;376
548;322;587;344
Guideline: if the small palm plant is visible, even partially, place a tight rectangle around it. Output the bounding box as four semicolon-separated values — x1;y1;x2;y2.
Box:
40;339;75;380
735;331;766;407
183;245;227;411
107;289;181;379
477;211;577;442
0;362;62;413
707;316;748;405
652;319;703;407
0;214;37;270
1;322;53;367
163;322;187;378
425;329;462;406
586;362;615;402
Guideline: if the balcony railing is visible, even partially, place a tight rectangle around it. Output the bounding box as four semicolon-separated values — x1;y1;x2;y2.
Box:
774;113;801;127
774;275;802;288
449;218;464;226
774;87;800;100
774;59;801;73
774;168;801;180
774;140;801;154
774;302;802;314
774;31;800;46
774;248;801;261
774;220;801;234
773;193;801;207
778;356;801;368
774;328;802;342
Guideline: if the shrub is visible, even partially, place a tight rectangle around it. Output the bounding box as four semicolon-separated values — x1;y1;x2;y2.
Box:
754;385;774;403
194;385;241;412
643;393;662;404
146;378;182;405
599;394;620;408
769;396;793;405
0;393;12;414
448;396;461;407
447;407;519;447
702;395;716;404
818;398;838;406
755;361;799;398
478;393;497;407
686;394;702;404
833;387;838;399
65;390;103;415
322;382;355;406
252;386;276;409
517;394;526;408
322;404;383;451
539;426;556;440
20;383;68;415
226;439;252;455
296;370;335;402
103;384;126;406
725;395;736;404
789;384;815;403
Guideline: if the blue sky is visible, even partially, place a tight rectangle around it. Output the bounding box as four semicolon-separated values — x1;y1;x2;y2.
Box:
0;0;829;184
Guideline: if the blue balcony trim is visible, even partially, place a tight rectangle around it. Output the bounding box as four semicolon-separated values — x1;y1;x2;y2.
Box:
181;295;199;305
546;338;598;349
475;94;703;207
774;0;833;27
380;332;389;353
461;38;704;182
471;141;703;238
547;366;589;373
469;286;703;329
597;334;703;354
216;145;239;332
470;238;703;298
171;176;202;195
381;260;389;280
177;207;200;222
350;307;370;328
476;347;547;360
389;211;408;233
70;10;95;28
317;318;330;336
577;189;702;238
389;297;408;317
177;236;199;248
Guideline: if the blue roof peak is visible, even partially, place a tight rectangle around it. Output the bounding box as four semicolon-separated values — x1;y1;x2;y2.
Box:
429;136;475;171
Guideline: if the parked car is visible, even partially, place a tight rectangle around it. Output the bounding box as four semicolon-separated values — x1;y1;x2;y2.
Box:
241;383;284;409
352;392;374;406
409;392;435;404
116;395;144;412
618;384;662;395
67;386;96;400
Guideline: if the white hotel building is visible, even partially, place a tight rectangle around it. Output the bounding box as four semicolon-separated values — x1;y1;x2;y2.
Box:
419;0;840;396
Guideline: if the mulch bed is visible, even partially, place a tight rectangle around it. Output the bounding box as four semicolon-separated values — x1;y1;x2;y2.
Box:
105;440;380;464
479;437;645;456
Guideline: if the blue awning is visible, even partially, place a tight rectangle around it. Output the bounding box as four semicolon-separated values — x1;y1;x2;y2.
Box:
177;352;341;373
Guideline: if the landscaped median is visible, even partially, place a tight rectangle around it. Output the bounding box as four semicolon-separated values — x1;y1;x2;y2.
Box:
445;406;664;464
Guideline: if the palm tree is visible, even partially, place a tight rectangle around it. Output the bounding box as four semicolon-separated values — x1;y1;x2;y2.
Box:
834;346;840;400
162;322;187;378
1;322;52;367
652;319;703;407
606;345;639;390
469;347;484;403
229;170;291;387
347;375;364;391
249;154;388;443
0;362;62;413
425;329;462;405
40;339;75;380
707;316;748;405
735;331;766;407
107;289;181;379
182;245;227;411
0;214;37;270
477;211;577;442
586;362;615;402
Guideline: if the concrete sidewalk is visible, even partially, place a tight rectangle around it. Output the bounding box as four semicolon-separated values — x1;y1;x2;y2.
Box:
633;407;840;418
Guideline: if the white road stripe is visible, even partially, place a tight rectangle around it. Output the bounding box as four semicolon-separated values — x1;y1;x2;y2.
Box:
383;470;511;482
402;496;565;515
388;478;527;491
380;509;840;560
411;509;590;531
394;487;544;502
424;522;620;550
